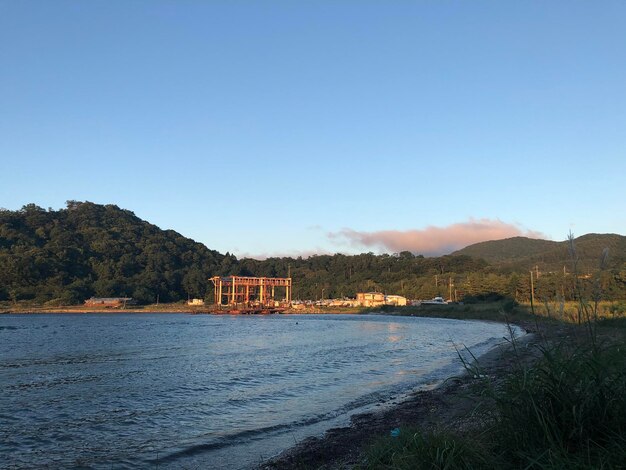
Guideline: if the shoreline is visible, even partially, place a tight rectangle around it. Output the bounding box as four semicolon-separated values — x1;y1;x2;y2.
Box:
259;319;547;469
2;306;554;468
0;306;354;315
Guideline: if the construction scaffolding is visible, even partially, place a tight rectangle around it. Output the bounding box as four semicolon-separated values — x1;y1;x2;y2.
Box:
209;276;292;312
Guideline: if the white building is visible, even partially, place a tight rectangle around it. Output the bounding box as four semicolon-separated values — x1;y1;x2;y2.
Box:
384;295;407;306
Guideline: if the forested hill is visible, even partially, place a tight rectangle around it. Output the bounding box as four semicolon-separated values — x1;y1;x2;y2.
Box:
0;202;489;303
0;202;231;304
1;202;625;304
453;237;559;264
453;234;626;272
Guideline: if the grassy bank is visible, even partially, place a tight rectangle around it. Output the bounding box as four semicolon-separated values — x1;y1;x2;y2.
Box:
362;299;541;326
361;308;626;469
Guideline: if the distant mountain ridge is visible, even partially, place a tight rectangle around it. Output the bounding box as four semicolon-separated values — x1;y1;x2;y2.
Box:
453;234;626;272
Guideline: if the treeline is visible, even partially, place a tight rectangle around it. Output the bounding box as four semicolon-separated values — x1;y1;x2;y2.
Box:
1;202;625;305
239;253;626;303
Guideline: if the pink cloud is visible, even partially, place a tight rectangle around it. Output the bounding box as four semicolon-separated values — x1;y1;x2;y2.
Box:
328;219;547;256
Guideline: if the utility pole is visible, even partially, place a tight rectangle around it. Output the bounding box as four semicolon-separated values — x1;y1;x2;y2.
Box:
529;270;535;312
449;277;453;302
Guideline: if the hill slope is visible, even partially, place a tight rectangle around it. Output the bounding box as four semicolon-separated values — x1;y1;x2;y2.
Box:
0;202;229;304
452;237;559;264
453;234;626;272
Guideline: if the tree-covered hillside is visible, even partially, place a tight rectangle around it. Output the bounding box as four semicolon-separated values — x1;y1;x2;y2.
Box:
453;234;626;273
452;237;559;264
1;202;625;305
0;202;227;304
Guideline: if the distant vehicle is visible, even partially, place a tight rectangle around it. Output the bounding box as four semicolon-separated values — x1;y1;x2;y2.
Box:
421;296;448;305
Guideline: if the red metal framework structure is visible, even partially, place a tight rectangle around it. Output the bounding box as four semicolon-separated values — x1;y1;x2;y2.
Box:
209;276;292;311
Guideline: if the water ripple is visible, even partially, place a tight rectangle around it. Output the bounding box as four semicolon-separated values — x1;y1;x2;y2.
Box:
0;313;516;469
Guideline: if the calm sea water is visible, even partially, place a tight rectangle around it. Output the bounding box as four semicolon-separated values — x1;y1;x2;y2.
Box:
0;313;516;469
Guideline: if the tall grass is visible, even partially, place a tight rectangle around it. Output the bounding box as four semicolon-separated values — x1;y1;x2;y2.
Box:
491;339;626;468
364;331;626;469
364;430;491;470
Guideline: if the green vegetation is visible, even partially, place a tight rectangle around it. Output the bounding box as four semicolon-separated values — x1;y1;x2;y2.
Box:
491;339;626;468
363;299;538;323
362;301;626;469
365;430;490;469
453;236;562;265
364;331;626;469
453;233;626;273
1;202;625;306
0;202;228;304
371;299;624;325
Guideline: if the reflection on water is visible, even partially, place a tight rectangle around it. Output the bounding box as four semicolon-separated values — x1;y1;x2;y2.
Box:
0;314;515;469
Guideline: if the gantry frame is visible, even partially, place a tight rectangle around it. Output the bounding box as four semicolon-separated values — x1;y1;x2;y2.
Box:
210;276;292;308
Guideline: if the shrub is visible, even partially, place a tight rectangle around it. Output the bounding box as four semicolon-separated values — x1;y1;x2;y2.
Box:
501;298;518;313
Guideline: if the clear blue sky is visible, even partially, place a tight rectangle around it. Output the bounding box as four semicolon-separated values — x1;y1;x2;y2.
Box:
1;1;625;258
